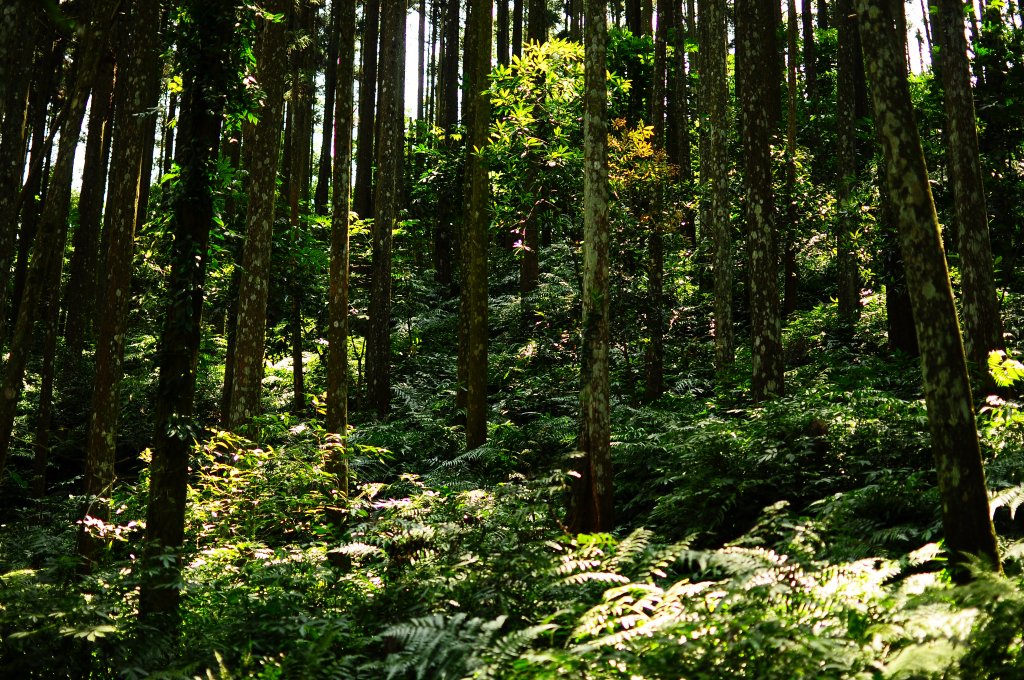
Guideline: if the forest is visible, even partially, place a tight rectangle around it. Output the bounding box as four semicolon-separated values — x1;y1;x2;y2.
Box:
2;0;1024;676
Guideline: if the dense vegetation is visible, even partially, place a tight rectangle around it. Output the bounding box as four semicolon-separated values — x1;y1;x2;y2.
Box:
2;0;1024;677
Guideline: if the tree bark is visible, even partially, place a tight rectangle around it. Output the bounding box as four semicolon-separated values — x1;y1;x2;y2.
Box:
570;0;614;534
700;0;733;373
856;0;999;575
835;0;861;323
62;51;115;367
225;0;289;429
79;0;162;567
935;0;1002;374
0;0;118;482
314;0;341;215
328;0;357;495
463;0;492;449
354;0;380;220
141;0;239;624
737;0;784;401
366;0;406;418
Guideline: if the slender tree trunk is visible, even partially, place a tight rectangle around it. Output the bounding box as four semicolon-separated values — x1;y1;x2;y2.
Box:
0;1;119;482
328;0;357;495
782;0;800;320
835;0;861;322
463;0;492;449
290;1;316;416
434;0;460;290
700;0;733;372
418;0;428;121
528;0;549;41
79;0;162;567
354;0;380;220
0;1;34;354
366;0;406;418
498;0;511;64
62;52;115;368
856;0;999;575
737;0;784;401
315;0;341;215
668;0;694;243
802;0;817;98
571;0;613;534
226;0;289;429
141;0;239;625
935;0;1002;374
513;0;524;56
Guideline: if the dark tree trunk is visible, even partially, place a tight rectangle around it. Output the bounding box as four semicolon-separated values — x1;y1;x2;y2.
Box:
498;0;511;65
62;51;115;367
463;0;492;449
0;0;118;482
700;0;733;372
737;0;784;401
802;0;817;99
571;0;614;535
835;0;861;322
366;0;406;418
354;0;380;220
79;0;162;568
782;0;800;320
225;0;289;429
289;1;316;416
513;0;524;56
433;0;460;290
315;0;341;215
328;0;357;495
935;0;1002;375
668;0;694;244
856;0;999;576
0;0;35;354
528;0;549;41
141;0;239;625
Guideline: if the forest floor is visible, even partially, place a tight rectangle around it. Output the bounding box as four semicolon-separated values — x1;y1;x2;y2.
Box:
2;287;1024;678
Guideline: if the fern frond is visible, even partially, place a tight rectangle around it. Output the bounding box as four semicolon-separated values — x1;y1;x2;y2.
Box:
989;484;1024;520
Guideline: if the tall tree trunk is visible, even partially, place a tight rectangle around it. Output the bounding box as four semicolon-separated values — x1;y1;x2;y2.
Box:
141;0;239;625
225;0;289;429
856;0;999;576
498;0;511;64
935;0;1002;374
782;0;800;319
463;0;492;449
434;0;460;290
366;0;406;418
701;0;733;372
0;0;34;354
802;0;817;99
835;0;861;322
315;0;341;215
528;0;549;41
328;0;357;495
418;0;428;121
0;0;118;482
737;0;784;401
571;0;614;534
668;0;694;244
354;0;380;220
62;52;115;368
79;0;162;568
513;0;524;56
289;1;316;416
